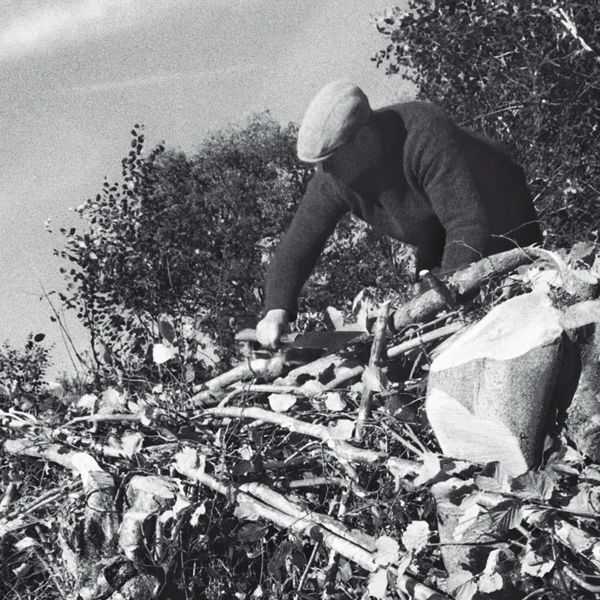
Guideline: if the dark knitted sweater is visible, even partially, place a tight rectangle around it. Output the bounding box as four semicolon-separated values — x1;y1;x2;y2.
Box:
265;101;541;318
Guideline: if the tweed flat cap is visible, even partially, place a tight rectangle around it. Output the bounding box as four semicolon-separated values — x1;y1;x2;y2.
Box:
297;81;372;163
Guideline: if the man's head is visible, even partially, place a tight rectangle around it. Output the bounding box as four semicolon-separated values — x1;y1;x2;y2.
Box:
297;81;381;183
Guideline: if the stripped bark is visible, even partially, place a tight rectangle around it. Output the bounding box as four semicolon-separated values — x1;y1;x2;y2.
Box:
355;301;390;441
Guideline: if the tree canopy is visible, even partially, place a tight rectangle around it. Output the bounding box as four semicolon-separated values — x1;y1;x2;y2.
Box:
56;114;412;386
373;0;600;246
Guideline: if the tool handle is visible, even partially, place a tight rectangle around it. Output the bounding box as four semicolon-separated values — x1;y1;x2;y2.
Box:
234;328;295;345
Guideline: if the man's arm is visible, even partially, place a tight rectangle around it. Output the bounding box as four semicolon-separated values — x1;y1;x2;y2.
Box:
264;170;348;320
406;106;491;274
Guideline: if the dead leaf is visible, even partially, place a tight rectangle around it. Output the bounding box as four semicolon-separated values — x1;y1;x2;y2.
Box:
521;550;554;577
367;568;389;600
327;419;354;441
453;504;482;541
76;393;97;413
97;387;127;415
454;578;478;600
478;549;505;593
268;393;297;413
107;431;143;458
375;535;400;566
324;392;346;412
298;379;325;397
414;452;442;486
234;500;262;522
153;343;177;365
175;447;204;477
402;520;430;554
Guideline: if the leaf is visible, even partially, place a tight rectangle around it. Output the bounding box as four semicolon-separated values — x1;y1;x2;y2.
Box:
237;522;269;543
375;535;400;566
496;503;523;531
268;393;297;413
14;537;39;552
76;393;97;412
478;549;506;593
511;471;555;501
152;343;177;365
158;319;176;343
234;500;262;522
521;550;554;577
454;579;478;600
566;484;599;514
402;520;430;554
453;504;482;541
97;387;127;414
184;364;195;383
298;379;325;396
362;365;385;393
324;391;346;412
327;419;354;441
414;452;442;486
326;306;345;330
108;431;143;458
190;503;206;527
367;568;389;600
175;446;204;476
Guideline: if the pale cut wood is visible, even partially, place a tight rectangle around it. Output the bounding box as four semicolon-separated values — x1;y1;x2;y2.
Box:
426;292;564;477
392;246;544;331
564;321;600;460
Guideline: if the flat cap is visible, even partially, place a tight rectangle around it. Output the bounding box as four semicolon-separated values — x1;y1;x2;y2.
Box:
297;81;372;163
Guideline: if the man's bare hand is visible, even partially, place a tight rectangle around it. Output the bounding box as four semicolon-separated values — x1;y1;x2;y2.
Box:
256;309;290;349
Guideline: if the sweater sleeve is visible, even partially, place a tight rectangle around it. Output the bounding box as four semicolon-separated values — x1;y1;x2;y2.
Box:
407;107;490;273
264;171;348;319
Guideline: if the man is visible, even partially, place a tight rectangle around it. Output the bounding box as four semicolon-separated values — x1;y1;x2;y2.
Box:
257;80;542;348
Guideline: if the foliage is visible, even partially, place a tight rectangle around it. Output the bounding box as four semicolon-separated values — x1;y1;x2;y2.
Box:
55;115;414;389
0;335;50;410
373;0;600;246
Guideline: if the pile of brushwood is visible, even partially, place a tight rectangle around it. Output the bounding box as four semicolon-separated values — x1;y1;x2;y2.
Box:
2;242;600;600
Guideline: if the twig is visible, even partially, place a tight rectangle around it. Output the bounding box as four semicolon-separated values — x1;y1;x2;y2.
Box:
324;488;351;598
200;406;385;465
60;413;144;427
548;7;600;63
217;383;314;408
356;302;390;441
0;483;17;516
387;321;465;358
191;355;286;396
295;540;321;600
288;477;346;490
562;564;600;593
321;365;365;391
382;421;424;458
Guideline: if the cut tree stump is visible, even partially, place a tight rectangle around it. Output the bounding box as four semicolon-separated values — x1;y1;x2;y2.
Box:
425;292;565;477
562;300;600;460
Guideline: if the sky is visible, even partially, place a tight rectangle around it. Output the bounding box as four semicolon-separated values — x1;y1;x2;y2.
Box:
0;0;413;377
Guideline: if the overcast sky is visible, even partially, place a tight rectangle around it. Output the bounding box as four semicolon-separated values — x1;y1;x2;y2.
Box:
0;0;413;376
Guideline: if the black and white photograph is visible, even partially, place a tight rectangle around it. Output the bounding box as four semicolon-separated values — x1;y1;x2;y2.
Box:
1;1;599;598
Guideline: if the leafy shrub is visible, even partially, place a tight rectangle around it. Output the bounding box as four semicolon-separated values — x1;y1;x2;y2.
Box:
373;0;600;247
0;335;50;410
55;114;415;389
